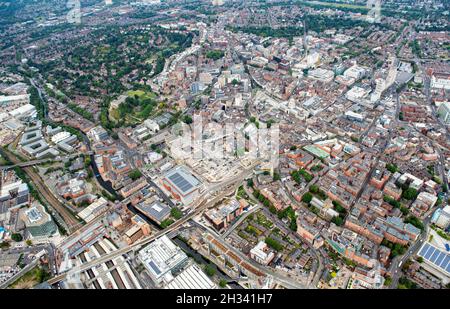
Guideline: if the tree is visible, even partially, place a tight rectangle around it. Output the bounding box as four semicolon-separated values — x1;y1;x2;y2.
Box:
289;218;298;231
400;206;409;216
269;205;277;214
160;218;174;228
206;50;224;60
129;169;143;181
25;240;32;246
171;207;183;220
384;195;401;208
402;187;418;200
351;136;360;143
398;276;418;289
309;185;319;194
386;163;398;173
405;216;424;230
332;216;344;226
302;192;313;204
219;279;227;288
391;243;407;257
204;264;216;277
277;209;286;220
0;241;11;249
332;200;346;214
273;172;281;181
11;233;23;242
183;115;193;124
79;200;90;208
265;237;283;251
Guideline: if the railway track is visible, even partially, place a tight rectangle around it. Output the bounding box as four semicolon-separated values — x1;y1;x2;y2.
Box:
2;149;80;233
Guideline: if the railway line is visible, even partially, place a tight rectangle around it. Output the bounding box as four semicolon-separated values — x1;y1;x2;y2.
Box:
1;149;80;233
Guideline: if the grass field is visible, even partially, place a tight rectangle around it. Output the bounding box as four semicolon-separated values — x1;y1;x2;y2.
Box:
9;266;50;289
127;90;157;100
307;0;368;10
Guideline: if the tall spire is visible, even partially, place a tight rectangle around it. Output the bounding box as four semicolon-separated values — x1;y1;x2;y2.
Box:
303;19;308;57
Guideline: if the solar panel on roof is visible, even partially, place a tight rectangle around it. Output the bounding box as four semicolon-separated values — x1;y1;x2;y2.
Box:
148;261;161;275
419;243;450;274
168;172;194;192
430;250;440;263
436;252;445;266
441;256;450;268
425;247;435;259
419;244;429;256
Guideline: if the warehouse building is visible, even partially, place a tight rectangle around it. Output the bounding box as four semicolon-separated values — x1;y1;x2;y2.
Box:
161;166;201;206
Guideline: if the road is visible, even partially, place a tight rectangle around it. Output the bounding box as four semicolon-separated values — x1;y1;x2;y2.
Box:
421;65;449;192
387;47;448;287
389;225;428;288
222;203;262;238
30;77;48;118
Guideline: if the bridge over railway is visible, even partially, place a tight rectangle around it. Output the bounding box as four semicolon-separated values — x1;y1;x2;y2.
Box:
0;151;94;170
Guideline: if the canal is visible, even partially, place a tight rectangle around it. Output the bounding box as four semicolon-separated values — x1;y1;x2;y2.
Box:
89;153;119;198
126;204;243;289
172;237;243;289
126;203;162;229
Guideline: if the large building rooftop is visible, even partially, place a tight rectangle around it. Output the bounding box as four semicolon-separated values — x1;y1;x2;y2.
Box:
418;242;450;276
303;145;330;159
164;264;217;289
164;166;201;195
138;235;188;283
136;200;171;223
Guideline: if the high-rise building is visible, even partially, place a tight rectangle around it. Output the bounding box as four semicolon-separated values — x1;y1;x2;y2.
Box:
437;102;450;125
138;235;188;285
431;73;450;90
0;179;30;210
212;0;224;6
433;206;450;229
19;204;58;239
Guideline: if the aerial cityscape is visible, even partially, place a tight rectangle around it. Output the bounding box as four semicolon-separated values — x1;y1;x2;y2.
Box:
0;0;449;292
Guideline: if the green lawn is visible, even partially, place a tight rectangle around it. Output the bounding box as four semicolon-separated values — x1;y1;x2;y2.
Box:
9;266;50;289
307;1;368;10
127;90;157;100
